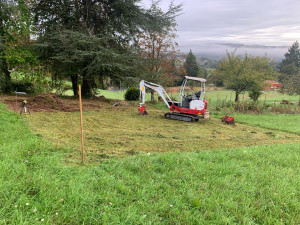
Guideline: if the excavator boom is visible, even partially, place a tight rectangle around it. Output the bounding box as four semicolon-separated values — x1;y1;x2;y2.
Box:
139;80;173;108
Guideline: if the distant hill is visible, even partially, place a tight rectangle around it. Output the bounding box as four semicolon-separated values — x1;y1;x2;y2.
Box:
179;42;288;61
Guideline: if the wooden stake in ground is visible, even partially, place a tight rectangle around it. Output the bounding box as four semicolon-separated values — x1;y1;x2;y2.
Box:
265;94;266;104
78;85;85;163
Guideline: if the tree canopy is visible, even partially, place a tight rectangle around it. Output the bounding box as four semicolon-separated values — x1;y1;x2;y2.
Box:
32;0;182;97
215;51;277;102
137;1;182;99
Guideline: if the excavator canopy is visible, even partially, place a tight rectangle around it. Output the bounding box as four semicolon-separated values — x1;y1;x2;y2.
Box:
185;76;206;83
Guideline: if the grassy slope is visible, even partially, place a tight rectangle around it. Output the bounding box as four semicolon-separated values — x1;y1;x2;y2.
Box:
232;114;300;134
1;103;300;224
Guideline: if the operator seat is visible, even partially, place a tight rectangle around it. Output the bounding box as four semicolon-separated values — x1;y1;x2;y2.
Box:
195;91;201;99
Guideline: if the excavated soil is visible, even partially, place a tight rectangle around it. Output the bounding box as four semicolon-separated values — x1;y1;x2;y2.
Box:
0;93;114;113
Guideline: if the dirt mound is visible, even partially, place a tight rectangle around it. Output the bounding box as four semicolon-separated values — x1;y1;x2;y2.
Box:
1;93;113;113
28;93;73;112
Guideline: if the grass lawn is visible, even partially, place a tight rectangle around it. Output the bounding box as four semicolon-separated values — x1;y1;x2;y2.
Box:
0;102;300;224
231;113;300;134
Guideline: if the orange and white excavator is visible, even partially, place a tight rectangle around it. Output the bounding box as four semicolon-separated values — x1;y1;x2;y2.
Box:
139;76;208;122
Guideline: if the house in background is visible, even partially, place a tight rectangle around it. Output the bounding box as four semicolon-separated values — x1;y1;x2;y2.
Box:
263;80;282;91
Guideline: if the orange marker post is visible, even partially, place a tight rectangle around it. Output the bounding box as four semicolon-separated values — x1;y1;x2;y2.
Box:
78;85;84;163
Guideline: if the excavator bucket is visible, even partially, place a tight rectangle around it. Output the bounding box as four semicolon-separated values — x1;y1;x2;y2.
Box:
225;117;235;125
221;115;235;125
139;105;148;116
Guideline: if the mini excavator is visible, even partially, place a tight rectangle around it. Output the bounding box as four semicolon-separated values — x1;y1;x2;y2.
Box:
139;76;208;122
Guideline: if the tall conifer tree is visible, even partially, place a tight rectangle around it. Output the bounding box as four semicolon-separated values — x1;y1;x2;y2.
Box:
184;50;199;77
279;41;300;94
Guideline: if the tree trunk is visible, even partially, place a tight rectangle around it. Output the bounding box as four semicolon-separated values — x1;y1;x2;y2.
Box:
2;62;11;93
151;90;155;101
235;92;239;102
254;94;258;102
70;75;78;97
81;67;93;97
0;20;11;93
81;78;93;97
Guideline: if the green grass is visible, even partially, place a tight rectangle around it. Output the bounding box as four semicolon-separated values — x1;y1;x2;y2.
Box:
1;103;300;224
232;113;300;134
261;92;300;102
97;89;126;100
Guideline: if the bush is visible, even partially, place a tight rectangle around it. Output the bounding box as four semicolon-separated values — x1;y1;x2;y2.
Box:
11;81;35;94
54;81;72;96
124;87;140;101
249;89;263;102
10;70;50;94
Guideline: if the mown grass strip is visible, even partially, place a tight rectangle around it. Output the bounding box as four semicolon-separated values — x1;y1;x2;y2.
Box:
0;103;299;224
231;113;300;135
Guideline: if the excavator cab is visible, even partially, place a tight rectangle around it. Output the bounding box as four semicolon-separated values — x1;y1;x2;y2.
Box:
179;76;206;110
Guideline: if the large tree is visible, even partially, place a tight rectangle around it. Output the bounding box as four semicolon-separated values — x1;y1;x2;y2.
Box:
137;1;182;100
0;0;17;92
32;0;156;97
279;41;300;95
184;50;199;77
215;51;277;102
0;0;37;93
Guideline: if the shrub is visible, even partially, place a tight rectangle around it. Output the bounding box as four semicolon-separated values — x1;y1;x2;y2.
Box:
124;87;140;101
249;89;263;102
10;70;50;94
11;81;35;94
54;82;72;96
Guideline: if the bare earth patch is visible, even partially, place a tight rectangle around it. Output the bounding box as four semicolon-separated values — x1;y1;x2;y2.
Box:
0;93;111;113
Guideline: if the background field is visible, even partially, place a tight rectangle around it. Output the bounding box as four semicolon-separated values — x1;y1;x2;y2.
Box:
205;90;300;103
85;88;300;103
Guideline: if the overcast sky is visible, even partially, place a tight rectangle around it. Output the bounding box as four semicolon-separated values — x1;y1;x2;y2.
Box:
141;0;300;57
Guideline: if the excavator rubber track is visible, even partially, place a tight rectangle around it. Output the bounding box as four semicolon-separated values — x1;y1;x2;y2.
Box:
164;112;201;122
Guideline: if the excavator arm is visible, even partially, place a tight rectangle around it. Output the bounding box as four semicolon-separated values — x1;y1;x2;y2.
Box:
139;80;173;108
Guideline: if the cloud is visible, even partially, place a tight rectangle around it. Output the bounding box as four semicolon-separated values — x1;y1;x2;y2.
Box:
140;0;300;57
141;0;300;46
